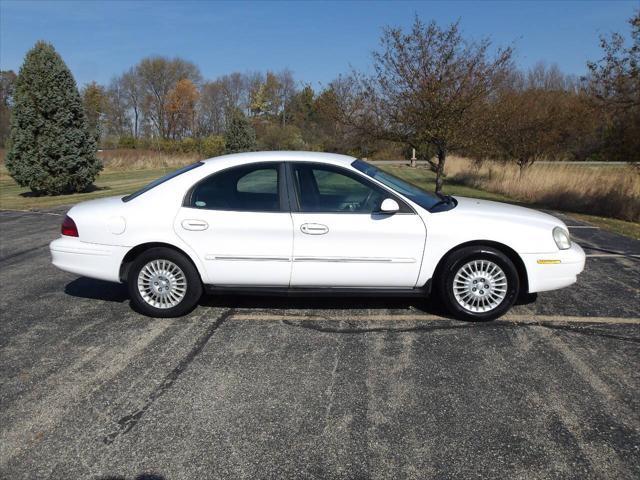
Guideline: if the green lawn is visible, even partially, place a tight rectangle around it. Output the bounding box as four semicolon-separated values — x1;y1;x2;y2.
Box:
0;168;174;210
377;165;513;201
1;164;638;239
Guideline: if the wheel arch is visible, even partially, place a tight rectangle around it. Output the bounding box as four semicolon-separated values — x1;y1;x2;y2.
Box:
119;242;204;283
432;240;529;295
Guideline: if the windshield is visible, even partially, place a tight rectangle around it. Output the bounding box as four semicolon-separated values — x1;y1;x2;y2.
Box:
351;159;455;212
122;162;204;202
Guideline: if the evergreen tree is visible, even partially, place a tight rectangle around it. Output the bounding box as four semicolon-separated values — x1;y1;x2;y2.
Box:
224;112;257;154
6;41;102;195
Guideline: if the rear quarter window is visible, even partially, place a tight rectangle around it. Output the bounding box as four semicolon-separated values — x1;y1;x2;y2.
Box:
122;162;204;202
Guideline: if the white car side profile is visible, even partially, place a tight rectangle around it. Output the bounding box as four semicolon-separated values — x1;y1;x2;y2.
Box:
50;151;585;320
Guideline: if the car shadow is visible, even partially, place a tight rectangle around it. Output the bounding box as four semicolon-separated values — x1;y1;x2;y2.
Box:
64;277;537;318
65;277;129;303
20;184;110;198
199;292;448;314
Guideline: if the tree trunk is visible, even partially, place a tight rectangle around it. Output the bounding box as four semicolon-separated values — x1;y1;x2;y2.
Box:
133;107;139;140
518;158;528;178
435;147;447;194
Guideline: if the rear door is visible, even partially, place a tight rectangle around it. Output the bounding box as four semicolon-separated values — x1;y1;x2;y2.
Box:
288;162;426;288
174;162;293;286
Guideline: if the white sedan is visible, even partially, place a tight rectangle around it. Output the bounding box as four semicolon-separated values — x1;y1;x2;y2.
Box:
50;151;585;320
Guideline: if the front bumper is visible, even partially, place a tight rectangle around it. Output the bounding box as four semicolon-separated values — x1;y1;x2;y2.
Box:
521;242;586;293
50;237;129;283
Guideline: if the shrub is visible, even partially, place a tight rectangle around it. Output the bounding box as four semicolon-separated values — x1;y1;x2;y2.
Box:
258;124;305;151
179;137;198;154
6;42;102;194
118;136;138;149
224;113;257;154
200;135;225;158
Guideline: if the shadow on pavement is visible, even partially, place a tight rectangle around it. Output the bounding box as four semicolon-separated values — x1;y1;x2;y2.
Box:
64;277;129;303
64;276;537;318
201;292;442;312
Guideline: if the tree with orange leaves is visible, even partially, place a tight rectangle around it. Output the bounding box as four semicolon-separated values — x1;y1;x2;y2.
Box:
166;78;199;139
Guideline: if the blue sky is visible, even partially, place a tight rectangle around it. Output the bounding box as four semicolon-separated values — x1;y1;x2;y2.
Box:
0;0;636;88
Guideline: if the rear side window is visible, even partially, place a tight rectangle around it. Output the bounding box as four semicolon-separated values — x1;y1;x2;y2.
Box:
188;163;281;212
122;162;204;202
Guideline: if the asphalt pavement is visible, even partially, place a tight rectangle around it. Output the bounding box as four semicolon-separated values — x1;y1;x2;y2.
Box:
0;207;638;480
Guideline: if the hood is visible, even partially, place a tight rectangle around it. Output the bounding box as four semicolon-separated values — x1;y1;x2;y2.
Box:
451;196;566;229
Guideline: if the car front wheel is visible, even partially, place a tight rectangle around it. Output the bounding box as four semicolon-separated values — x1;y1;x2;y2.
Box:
128;247;202;318
437;246;520;321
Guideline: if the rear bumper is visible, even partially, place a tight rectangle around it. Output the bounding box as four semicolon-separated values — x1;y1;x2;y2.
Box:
521;242;586;293
50;237;128;283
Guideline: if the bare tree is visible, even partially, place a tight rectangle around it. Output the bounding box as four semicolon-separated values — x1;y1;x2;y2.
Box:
105;76;132;139
135;57;201;139
587;10;639;111
120;68;141;139
219;72;249;112
198;80;227;136
339;18;513;193
484;88;594;171
0;70;17;146
278;68;296;126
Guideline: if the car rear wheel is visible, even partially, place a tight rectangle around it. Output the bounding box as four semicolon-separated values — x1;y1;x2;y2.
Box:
128;247;202;318
437;246;519;321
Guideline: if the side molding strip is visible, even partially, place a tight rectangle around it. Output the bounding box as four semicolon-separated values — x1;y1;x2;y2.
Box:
293;257;416;264
205;256;417;264
205;255;290;262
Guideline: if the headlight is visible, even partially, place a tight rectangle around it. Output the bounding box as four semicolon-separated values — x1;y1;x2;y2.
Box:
553;227;571;250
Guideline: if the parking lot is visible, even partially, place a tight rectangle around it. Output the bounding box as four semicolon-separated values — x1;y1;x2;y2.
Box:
0;207;638;479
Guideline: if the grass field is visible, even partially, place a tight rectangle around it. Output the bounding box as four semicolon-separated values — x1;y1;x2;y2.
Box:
0;153;638;239
0;167;176;210
445;156;639;223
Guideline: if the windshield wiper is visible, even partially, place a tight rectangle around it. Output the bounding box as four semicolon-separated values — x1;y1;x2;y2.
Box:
429;194;455;212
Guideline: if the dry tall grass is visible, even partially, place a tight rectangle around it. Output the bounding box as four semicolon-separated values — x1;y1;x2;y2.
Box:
97;149;198;171
0;148;199;176
446;156;640;222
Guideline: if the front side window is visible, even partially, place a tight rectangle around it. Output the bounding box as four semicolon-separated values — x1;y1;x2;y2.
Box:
352;159;455;212
189;163;281;212
292;163;398;213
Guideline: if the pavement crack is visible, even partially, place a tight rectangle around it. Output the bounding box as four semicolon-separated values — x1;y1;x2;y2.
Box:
282;319;640;343
281;318;483;334
533;322;640;344
582;245;640;260
0;244;50;263
103;308;235;445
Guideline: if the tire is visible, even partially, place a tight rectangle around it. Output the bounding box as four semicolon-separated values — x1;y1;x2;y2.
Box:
127;247;202;318
436;246;520;321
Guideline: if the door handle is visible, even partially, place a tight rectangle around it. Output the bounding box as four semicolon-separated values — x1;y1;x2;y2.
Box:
182;219;209;231
300;223;329;235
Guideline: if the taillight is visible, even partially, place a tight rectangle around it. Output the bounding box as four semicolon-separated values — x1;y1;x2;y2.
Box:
61;215;79;237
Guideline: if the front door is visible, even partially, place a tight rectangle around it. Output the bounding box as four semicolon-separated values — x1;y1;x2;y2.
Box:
288;162;426;288
175;162;293;286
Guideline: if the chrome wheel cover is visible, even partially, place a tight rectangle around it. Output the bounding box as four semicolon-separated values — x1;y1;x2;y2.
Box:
453;260;507;313
137;259;187;309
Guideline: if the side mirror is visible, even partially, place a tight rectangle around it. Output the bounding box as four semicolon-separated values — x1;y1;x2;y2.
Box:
379;198;400;214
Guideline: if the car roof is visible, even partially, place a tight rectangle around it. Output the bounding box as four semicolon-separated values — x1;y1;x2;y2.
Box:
201;151;357;168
